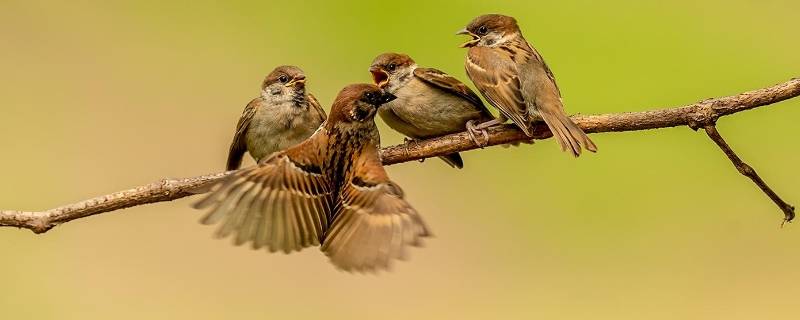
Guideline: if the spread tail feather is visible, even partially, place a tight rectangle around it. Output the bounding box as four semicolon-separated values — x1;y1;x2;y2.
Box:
538;110;597;157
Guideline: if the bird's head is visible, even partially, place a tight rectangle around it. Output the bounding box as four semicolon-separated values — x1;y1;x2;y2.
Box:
368;53;416;93
457;14;520;48
261;65;308;101
327;83;396;129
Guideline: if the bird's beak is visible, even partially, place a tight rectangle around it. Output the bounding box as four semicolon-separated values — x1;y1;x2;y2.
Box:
380;92;397;104
456;28;479;48
369;66;390;89
287;75;306;88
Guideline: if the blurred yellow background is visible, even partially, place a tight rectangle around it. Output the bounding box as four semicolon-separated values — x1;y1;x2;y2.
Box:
1;1;798;319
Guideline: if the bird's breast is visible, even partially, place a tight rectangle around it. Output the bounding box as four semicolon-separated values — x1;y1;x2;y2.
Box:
245;102;323;161
378;80;486;138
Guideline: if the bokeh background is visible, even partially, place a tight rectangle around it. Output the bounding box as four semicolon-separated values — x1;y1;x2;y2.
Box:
1;1;798;319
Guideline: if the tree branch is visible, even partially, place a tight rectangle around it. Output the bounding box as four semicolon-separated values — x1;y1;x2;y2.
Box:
2;78;798;233
703;125;795;224
0;172;230;234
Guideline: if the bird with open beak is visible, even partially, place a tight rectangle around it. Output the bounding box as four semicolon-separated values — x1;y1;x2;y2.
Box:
225;65;327;170
457;14;597;157
194;83;430;272
369;52;495;168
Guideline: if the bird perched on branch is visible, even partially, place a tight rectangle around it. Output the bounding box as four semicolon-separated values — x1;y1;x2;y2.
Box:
195;83;430;272
369;52;495;168
458;14;597;157
225;65;327;170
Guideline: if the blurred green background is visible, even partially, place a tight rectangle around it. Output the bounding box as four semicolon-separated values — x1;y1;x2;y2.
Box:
1;1;798;319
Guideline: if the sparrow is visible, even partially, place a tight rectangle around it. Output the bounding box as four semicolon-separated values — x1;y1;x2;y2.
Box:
194;83;430;272
226;65;327;170
458;14;597;157
369;52;495;168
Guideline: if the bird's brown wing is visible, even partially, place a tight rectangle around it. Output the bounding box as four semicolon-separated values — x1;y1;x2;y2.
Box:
517;43;596;156
226;98;260;170
413;67;493;118
465;47;531;135
321;145;430;272
196;132;334;253
527;43;561;97
307;93;328;122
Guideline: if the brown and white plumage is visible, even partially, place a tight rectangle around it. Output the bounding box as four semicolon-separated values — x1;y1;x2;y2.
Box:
226;65;326;170
413;67;488;110
322;145;430;271
459;14;597;157
369;53;494;168
196;136;333;253
196;83;429;272
464;45;529;134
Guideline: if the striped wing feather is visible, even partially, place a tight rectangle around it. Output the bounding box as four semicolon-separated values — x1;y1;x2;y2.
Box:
321;146;430;272
194;142;333;253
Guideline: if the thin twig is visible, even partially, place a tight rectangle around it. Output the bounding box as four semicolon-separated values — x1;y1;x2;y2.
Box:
703;125;795;225
0;172;230;233
1;78;799;233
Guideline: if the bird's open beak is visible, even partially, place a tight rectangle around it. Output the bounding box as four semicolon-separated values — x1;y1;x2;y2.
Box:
456;28;479;48
369;66;389;89
286;75;306;88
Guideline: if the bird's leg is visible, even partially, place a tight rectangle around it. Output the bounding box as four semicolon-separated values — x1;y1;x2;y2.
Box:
473;117;506;130
466;115;510;148
466;120;490;148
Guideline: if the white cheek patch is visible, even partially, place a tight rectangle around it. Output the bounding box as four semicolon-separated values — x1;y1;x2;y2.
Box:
389;66;416;93
485;33;512;47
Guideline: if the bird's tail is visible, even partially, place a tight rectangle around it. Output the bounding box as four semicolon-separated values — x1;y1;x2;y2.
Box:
438;153;464;169
538;109;597;157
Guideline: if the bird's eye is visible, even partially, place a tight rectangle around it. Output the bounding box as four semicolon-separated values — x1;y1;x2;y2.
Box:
278;75;289;83
387;63;396;71
365;92;376;101
478;25;488;35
